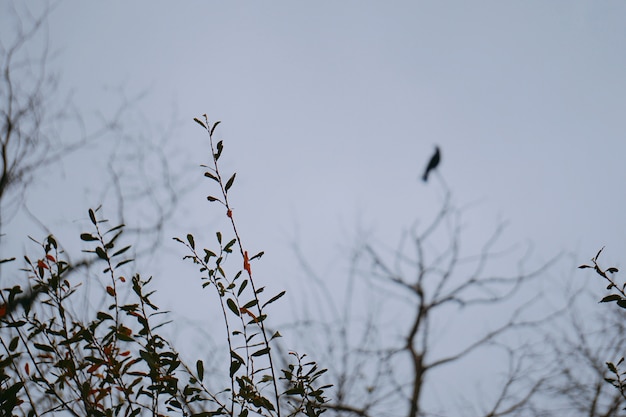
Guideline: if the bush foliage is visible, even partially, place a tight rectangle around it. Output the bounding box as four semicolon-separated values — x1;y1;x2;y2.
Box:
0;116;329;417
580;247;626;409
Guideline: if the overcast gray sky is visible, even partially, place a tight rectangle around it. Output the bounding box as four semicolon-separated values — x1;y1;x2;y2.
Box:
3;1;626;414
36;1;626;260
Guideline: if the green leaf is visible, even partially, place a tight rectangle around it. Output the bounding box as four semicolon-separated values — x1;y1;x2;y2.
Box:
595;247;605;260
97;312;114;321
231;350;244;363
196;360;204;382
112;245;131;257
248;314;266;325
115;259;134;268
215;140;224;160
80;233;98;241
2;381;24;402
242;299;258;309
263;291;286;308
140;350;159;369
169;400;182;410
210;121;221;136
226;298;240;316
284;387;304;396
95;247;108;260
34;343;55;352
306;403;317;417
187;234;195;250
8;336;19;352
105;230;123;249
250;251;264;261
105;223;125;235
204;172;218;181
117;333;134;342
216;232;222;244
600;294;622;303
230;360;242;377
617;299;626;309
224;238;236;253
194;117;207;129
88;208;97;225
85;356;105;364
238;280;248;296
607;362;618;373
47;235;58;248
225;173;236;192
251;347;270;357
207;196;220;202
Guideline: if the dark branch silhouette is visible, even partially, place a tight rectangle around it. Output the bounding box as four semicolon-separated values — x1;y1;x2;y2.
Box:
287;187;560;416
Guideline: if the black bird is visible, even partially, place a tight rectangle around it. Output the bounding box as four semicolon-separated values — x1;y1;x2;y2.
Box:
422;146;441;182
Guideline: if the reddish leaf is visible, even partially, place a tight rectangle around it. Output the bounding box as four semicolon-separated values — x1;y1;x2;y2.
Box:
243;251;251;275
87;363;103;373
240;307;258;323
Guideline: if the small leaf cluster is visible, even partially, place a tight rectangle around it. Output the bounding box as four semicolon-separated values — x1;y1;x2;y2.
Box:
172;115;329;417
281;353;330;417
579;247;625;307
605;358;626;405
581;247;626;409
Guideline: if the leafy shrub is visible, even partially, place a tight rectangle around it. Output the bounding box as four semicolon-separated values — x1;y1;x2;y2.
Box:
580;247;626;408
0;116;329;417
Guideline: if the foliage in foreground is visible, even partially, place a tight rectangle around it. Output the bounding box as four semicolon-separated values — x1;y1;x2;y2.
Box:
580;247;626;409
0;116;329;417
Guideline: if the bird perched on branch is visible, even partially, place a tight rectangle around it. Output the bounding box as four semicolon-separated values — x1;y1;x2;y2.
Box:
422;146;441;182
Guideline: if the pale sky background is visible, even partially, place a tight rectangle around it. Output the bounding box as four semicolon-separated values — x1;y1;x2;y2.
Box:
3;1;626;415
39;0;626;260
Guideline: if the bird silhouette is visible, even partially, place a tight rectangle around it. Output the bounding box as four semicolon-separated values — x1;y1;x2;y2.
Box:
422;146;441;182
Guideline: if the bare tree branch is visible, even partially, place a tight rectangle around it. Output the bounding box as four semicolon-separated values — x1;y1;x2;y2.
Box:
288;188;560;417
